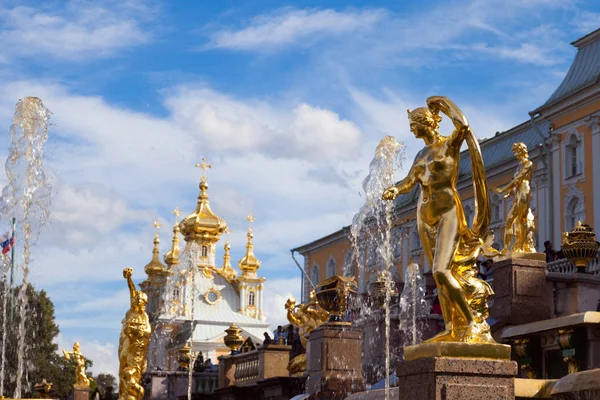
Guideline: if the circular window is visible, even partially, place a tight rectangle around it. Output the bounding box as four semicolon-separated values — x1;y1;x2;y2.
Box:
204;288;221;305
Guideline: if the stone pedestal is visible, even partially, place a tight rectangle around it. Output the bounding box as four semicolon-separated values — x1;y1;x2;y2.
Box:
73;386;90;400
306;324;365;399
396;357;518;400
491;256;553;326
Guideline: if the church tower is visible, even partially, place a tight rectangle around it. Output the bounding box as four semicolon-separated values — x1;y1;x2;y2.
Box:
237;214;266;320
139;221;169;321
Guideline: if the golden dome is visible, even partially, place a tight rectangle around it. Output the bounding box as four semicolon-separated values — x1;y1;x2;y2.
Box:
145;232;168;278
218;239;238;282
238;228;261;277
164;207;181;266
180;177;227;243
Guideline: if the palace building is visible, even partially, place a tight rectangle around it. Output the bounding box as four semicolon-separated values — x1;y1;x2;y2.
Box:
139;164;270;381
293;28;600;301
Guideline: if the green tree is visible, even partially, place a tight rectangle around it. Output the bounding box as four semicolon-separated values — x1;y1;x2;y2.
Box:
0;282;93;398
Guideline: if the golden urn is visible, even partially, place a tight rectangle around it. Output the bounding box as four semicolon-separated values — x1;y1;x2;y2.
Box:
314;275;358;324
369;270;397;309
224;323;244;354
176;343;191;370
562;221;600;273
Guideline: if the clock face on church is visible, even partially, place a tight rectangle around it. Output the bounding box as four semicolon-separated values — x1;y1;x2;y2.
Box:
204;287;221;305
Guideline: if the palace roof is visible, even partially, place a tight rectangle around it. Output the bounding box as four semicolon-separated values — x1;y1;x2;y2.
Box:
535;28;600;112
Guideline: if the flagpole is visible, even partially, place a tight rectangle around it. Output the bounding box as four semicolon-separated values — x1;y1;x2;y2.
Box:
9;217;15;322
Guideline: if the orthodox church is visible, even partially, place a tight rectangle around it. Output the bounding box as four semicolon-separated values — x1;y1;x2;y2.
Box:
139;162;270;374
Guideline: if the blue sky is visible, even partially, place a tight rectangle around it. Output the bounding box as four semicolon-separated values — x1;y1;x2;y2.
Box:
0;0;597;376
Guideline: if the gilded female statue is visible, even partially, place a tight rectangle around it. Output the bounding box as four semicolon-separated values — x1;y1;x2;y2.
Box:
63;342;91;387
492;142;536;253
118;268;151;400
383;96;495;343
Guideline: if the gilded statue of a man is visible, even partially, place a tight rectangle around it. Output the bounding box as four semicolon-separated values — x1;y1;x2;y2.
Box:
63;342;91;387
383;96;495;343
492;142;536;254
118;268;151;400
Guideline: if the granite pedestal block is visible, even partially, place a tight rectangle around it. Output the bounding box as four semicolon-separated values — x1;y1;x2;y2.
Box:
491;256;553;326
305;324;365;400
396;357;518;400
73;386;90;400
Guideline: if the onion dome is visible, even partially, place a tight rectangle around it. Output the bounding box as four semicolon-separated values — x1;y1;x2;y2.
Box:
180;176;227;243
145;231;168;278
238;214;261;277
164;207;181;267
219;239;238;281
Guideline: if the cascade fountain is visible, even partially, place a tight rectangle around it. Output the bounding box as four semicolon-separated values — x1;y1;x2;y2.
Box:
0;97;52;398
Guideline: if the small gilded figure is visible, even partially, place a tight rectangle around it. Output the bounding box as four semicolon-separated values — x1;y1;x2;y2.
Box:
118;268;151;400
492;142;536;254
63;342;91;387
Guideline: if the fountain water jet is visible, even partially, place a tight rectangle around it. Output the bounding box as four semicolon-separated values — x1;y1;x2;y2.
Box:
347;136;403;399
0;97;52;398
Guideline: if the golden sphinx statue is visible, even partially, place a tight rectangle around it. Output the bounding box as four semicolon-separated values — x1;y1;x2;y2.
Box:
285;290;329;375
492;142;536;254
285;291;329;339
383;96;496;344
118;268;151;400
63;342;91;387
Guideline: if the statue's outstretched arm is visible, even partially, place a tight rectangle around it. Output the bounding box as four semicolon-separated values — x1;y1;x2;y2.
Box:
123;268;136;303
495;160;532;195
383;153;423;200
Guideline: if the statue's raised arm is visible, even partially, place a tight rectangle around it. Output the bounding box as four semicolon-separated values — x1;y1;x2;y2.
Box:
123;267;136;305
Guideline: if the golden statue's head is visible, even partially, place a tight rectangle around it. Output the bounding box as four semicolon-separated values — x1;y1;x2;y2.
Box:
512;142;528;159
133;291;148;309
407;107;441;140
73;342;80;351
285;297;296;311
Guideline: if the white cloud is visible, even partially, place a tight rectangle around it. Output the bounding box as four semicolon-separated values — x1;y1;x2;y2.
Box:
207;8;386;51
0;1;152;61
165;86;362;161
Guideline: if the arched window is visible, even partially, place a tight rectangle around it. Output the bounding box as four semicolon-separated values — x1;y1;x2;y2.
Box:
566;197;584;231
173;287;180;299
311;264;320;286
491;194;502;222
201;245;208;257
248;291;255;306
326;257;336;278
566;134;582;178
343;252;354;277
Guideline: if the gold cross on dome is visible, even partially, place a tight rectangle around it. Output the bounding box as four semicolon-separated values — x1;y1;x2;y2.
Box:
225;226;231;238
153;220;161;234
172;207;181;223
195;157;212;179
246;213;256;229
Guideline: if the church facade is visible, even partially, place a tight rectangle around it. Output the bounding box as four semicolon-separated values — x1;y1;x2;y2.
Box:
140;165;270;376
293;28;600;301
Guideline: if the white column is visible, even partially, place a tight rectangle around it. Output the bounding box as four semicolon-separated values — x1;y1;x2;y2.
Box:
240;285;246;313
537;176;549;251
550;134;562;246
258;284;264;319
587;116;600;235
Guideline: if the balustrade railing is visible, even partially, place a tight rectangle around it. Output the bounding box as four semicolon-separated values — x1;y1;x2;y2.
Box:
546;253;600;275
233;351;260;386
218;344;292;389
